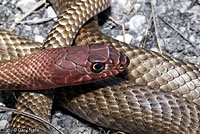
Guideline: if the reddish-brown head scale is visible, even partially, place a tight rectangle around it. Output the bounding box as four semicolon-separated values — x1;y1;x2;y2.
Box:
49;44;129;86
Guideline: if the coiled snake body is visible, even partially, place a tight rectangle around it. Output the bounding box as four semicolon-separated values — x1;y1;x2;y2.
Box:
1;0;200;134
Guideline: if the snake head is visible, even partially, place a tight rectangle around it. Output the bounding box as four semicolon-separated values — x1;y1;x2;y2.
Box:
49;44;129;86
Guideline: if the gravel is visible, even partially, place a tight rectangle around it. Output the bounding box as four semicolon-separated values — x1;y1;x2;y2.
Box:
0;0;200;133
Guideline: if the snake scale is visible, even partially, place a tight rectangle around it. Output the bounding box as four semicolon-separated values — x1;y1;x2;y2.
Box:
0;0;199;134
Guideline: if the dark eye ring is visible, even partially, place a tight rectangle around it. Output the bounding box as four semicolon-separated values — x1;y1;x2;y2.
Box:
91;63;105;73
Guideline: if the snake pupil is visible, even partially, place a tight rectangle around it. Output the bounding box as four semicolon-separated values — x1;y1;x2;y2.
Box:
91;63;105;73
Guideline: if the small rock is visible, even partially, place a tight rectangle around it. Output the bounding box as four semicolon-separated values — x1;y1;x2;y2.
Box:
179;1;191;12
24;25;31;31
136;35;143;42
115;34;133;44
134;3;141;12
0;120;9;129
35;35;44;43
117;0;132;9
179;26;186;33
2;0;8;5
165;42;177;54
189;35;195;42
156;5;167;14
0;102;5;107
46;6;57;18
13;13;21;23
176;44;184;52
151;0;157;5
55;111;62;117
33;27;40;34
172;53;182;59
187;56;198;64
16;0;36;13
151;47;159;53
127;15;146;33
10;0;17;5
197;56;200;64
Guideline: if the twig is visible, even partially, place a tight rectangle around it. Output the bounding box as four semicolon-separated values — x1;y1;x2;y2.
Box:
171;0;174;7
127;5;136;15
151;0;163;54
20;17;56;25
9;0;46;32
108;16;126;42
188;0;199;9
142;15;153;48
158;16;197;48
0;106;64;134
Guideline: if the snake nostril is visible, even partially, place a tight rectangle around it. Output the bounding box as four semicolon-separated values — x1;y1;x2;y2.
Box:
120;64;124;69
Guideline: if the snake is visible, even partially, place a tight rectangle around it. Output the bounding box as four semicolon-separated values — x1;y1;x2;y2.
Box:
0;43;128;90
0;0;200;134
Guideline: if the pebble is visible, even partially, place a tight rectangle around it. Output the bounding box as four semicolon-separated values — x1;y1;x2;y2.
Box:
16;0;36;13
179;1;191;12
35;35;44;43
24;25;31;31
189;35;195;42
115;34;133;44
0;102;5;107
126;15;146;33
46;6;57;18
136;35;143;42
150;0;157;5
10;0;16;5
187;56;198;64
151;47;159;53
197;56;200;64
156;4;167;14
179;26;186;33
133;3;141;12
117;0;132;9
55;111;62;117
0;120;9;129
33;27;40;34
2;0;8;5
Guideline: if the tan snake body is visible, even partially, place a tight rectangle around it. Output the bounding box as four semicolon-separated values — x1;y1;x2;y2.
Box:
0;0;199;133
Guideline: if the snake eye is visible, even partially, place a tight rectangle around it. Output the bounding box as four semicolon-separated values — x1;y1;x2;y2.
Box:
91;63;105;73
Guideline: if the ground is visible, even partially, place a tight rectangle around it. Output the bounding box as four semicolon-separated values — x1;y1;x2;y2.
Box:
0;0;200;133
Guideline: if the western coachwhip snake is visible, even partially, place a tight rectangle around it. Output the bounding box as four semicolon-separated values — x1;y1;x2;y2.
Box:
0;0;200;134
